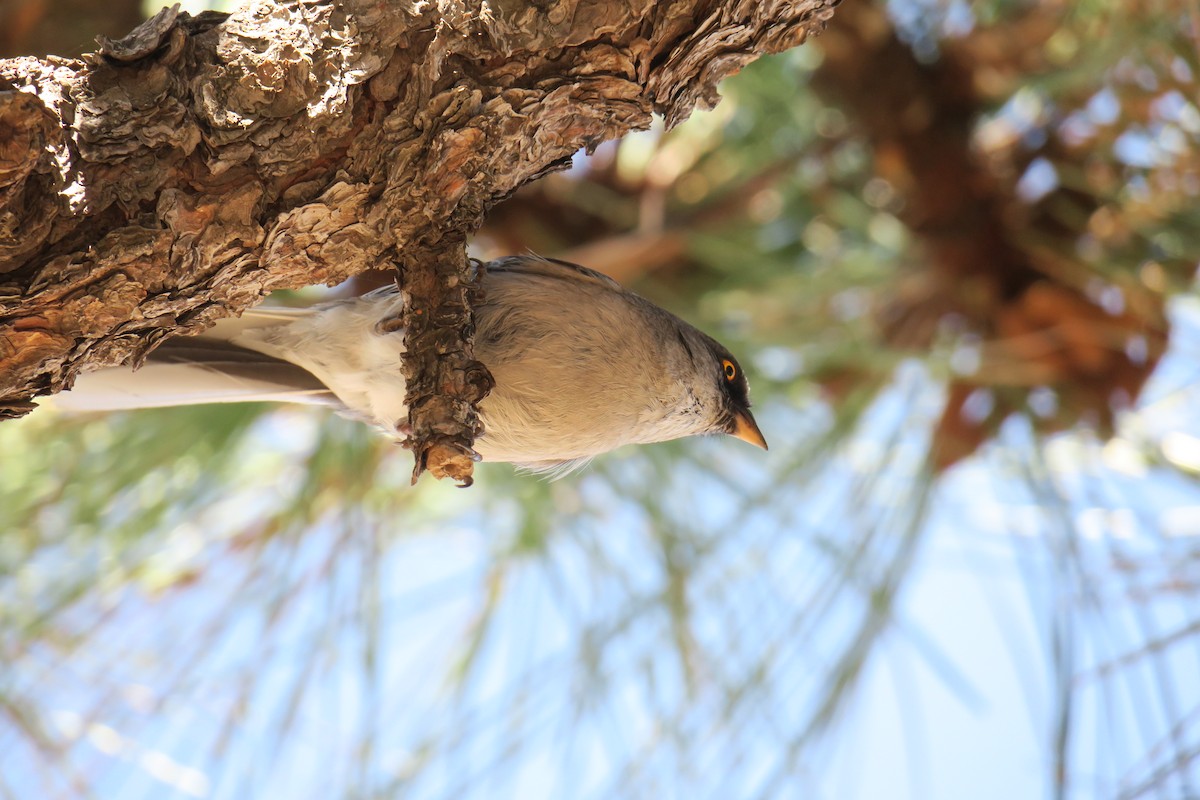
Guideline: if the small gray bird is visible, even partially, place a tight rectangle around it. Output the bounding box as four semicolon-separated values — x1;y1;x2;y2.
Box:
58;256;767;473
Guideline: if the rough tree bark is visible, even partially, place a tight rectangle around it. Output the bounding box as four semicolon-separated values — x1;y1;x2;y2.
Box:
0;0;837;483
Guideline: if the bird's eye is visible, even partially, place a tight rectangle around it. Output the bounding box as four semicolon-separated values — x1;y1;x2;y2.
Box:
722;360;737;381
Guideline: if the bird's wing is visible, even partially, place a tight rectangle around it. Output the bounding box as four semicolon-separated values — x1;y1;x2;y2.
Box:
148;338;333;395
487;255;624;291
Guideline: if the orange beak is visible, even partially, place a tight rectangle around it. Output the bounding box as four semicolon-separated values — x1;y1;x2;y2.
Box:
730;411;768;451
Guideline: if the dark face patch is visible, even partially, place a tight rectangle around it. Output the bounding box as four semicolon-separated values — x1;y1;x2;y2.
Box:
690;331;753;429
720;356;751;408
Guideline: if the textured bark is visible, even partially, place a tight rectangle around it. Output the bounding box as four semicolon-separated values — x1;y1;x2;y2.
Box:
0;0;837;482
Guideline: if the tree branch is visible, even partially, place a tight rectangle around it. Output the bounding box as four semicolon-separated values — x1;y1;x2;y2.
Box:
809;0;1168;470
0;0;837;482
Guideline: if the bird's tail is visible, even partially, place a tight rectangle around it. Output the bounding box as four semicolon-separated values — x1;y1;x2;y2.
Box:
54;308;336;412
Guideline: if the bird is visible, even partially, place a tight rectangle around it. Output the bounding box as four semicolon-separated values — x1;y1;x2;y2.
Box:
56;255;767;474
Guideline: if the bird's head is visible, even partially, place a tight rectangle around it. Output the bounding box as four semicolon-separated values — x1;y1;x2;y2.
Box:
669;323;768;452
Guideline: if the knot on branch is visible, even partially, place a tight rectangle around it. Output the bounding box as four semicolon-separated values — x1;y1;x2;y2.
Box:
398;247;493;487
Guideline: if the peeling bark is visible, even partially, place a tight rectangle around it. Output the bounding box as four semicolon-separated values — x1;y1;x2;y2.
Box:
0;0;837;482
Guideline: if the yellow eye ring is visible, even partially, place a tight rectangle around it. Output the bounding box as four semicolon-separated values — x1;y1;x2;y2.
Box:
722;360;737;381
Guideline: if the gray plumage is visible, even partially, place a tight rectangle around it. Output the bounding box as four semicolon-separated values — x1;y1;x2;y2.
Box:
57;256;766;472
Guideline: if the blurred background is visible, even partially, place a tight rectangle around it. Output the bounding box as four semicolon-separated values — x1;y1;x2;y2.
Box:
3;0;1200;798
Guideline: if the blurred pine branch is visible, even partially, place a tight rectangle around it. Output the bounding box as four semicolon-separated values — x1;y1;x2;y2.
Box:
3;0;1200;797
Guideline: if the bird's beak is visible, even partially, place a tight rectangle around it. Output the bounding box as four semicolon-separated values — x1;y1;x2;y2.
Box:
730;411;768;451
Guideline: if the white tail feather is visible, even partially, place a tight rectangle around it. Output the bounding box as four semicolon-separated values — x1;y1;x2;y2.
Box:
54;362;330;411
54;306;332;412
